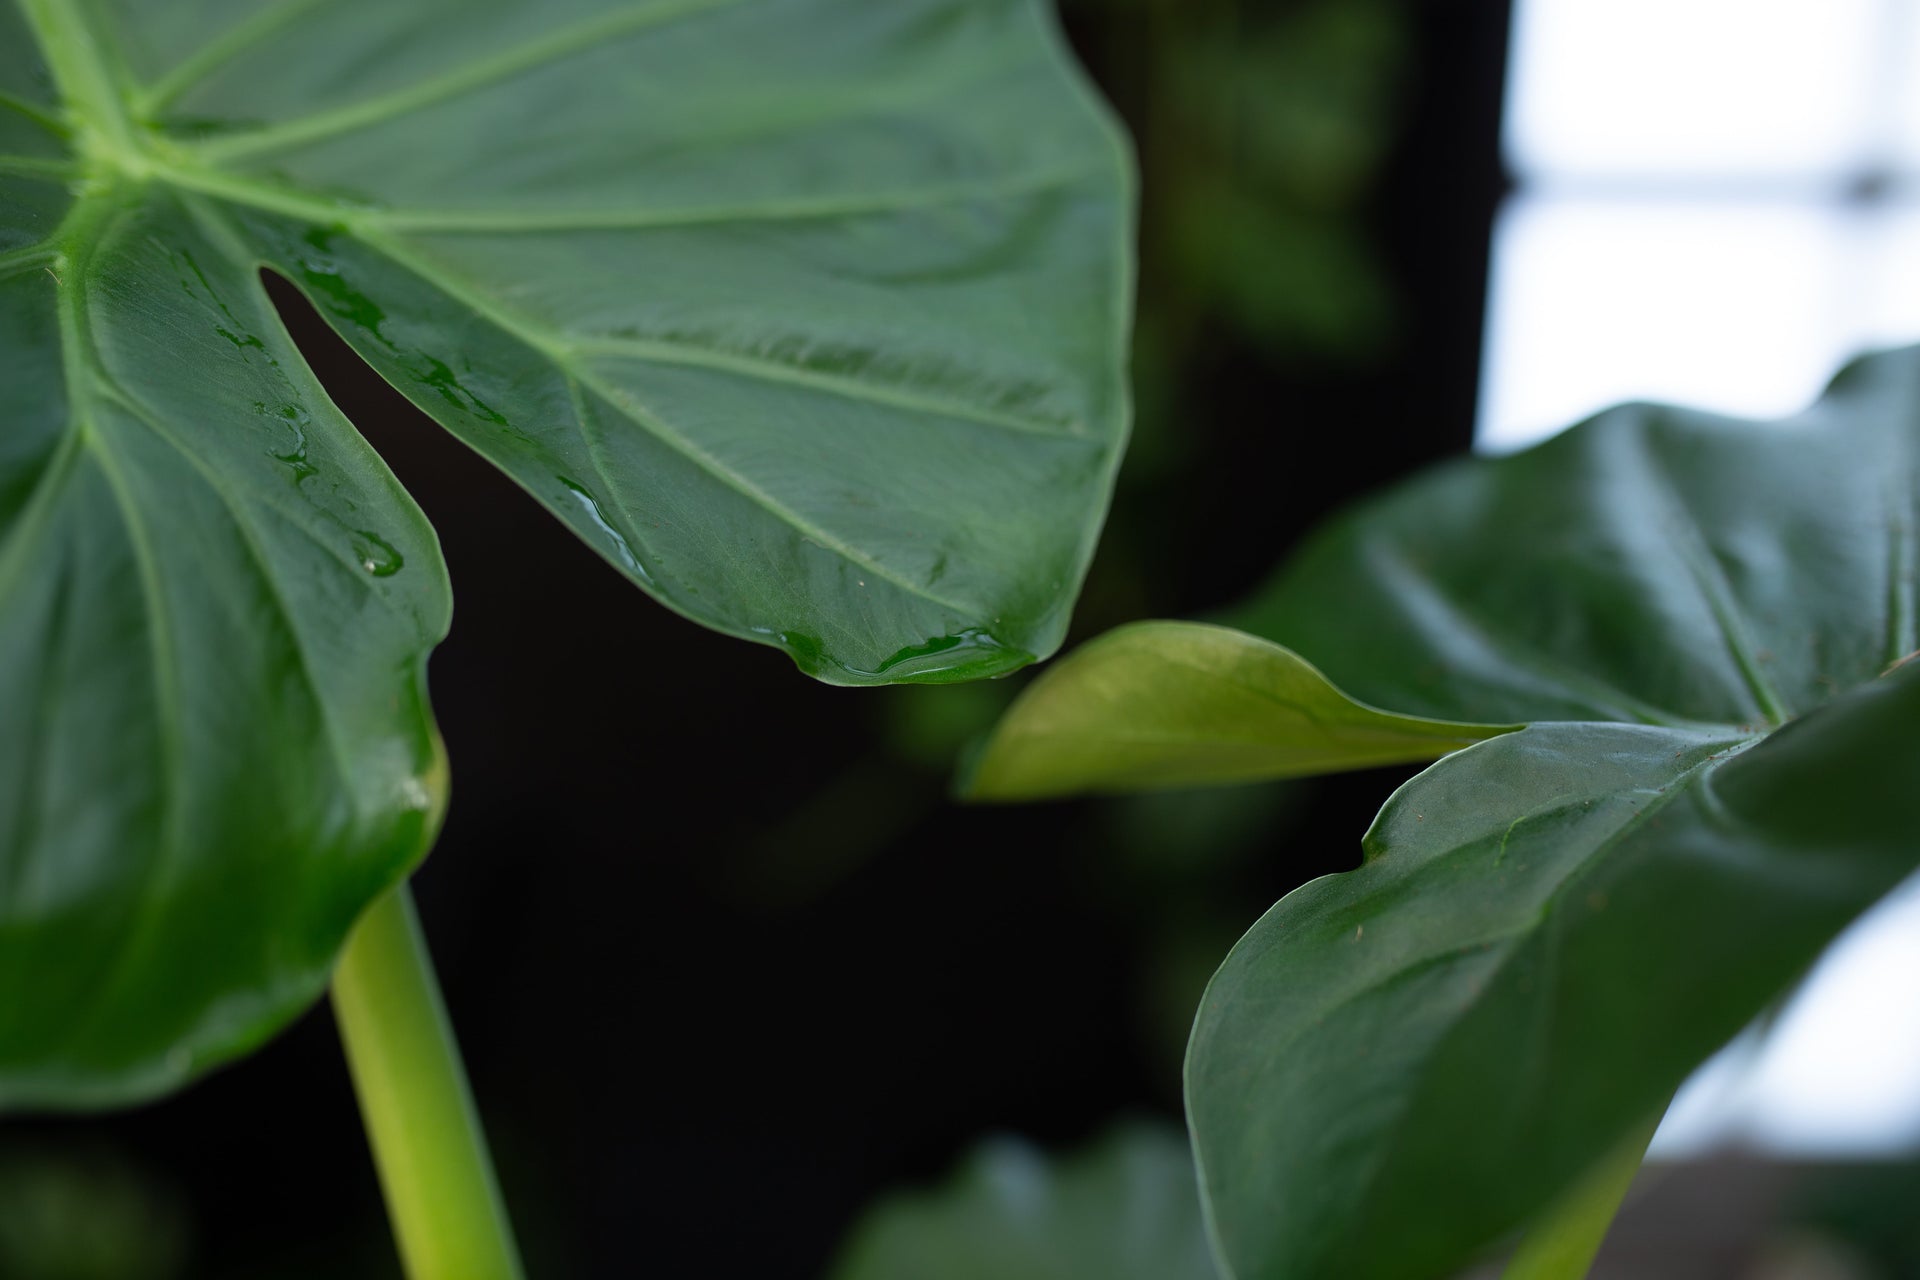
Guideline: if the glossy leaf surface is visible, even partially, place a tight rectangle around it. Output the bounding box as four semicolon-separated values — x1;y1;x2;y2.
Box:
1500;1110;1660;1280
1232;350;1918;727
831;1124;1219;1280
1176;348;1920;1278
1;0;1130;1105
1189;668;1920;1278
964;620;1510;799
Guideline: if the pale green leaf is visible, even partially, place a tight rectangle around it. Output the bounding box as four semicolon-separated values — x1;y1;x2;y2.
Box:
964;620;1511;800
832;1123;1219;1280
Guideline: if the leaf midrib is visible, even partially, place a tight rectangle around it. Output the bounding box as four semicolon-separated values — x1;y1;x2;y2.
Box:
39;190;192;1062
1139;637;1505;738
1619;425;1791;726
1886;480;1918;669
7;175;421;1062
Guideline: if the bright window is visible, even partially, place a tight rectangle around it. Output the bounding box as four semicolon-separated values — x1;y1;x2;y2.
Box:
1483;0;1920;453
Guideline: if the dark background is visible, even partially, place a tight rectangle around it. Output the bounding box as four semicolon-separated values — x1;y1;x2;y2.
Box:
2;1;1514;1275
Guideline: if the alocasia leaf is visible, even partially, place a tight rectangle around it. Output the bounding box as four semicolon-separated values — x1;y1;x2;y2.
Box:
830;1123;1220;1280
963;620;1511;800
1229;348;1917;727
1197;353;1920;1278
967;348;1920;1277
1190;671;1920;1278
0;0;1130;1105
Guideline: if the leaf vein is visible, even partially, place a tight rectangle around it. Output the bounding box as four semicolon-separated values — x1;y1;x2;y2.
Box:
576;335;1087;441
1367;538;1711;728
0;88;65;136
190;0;756;161
1625;426;1792;723
93;380;361;798
357;228;979;616
561;372;658;579
135;0;331;115
366;164;1102;234
0;241;57;281
0;154;75;178
1888;494;1917;668
0;428;83;642
48;240;192;1062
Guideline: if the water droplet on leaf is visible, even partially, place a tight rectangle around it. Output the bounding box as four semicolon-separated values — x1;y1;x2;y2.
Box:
558;479;649;583
352;531;403;576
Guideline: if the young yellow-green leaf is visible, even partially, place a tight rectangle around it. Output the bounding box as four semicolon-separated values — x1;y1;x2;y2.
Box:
1;0;1131;1106
964;621;1510;800
831;1123;1220;1280
1500;1108;1660;1280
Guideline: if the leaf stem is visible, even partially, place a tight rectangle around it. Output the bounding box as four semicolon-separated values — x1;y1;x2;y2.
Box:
333;885;524;1280
1500;1107;1664;1280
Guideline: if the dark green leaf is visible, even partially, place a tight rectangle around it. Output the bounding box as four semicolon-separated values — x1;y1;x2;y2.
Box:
0;182;450;1107
1188;666;1920;1278
2;0;1129;1105
964;620;1510;800
1230;350;1918;728
1499;1108;1659;1280
831;1123;1220;1280
1169;347;1920;1277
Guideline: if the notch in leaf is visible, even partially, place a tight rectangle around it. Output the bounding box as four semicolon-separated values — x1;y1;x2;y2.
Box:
0;0;1132;1107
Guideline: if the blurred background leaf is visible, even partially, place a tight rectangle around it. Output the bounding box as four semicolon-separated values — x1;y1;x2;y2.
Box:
829;1123;1217;1280
0;1145;186;1280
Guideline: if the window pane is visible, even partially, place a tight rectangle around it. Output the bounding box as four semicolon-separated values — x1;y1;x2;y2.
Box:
1655;873;1920;1157
1893;0;1920;167
1479;196;1856;451
1860;204;1920;344
1507;0;1880;181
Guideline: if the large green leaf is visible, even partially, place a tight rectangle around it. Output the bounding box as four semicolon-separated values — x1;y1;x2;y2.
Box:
1;0;1130;1105
963;620;1511;800
1189;667;1920;1278
1229;350;1916;727
1179;351;1920;1278
830;1123;1220;1280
